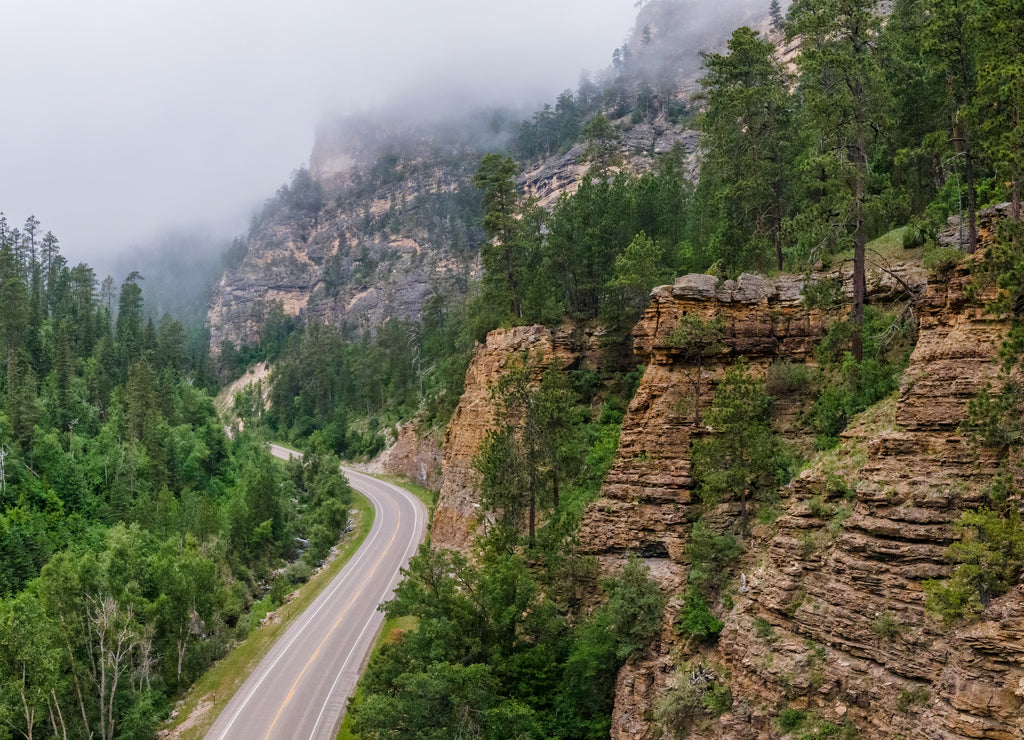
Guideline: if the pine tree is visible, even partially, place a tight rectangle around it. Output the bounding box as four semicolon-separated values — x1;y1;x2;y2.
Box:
919;0;983;251
974;0;1024;223
473;154;527;321
788;0;887;360
769;0;785;32
697;26;793;270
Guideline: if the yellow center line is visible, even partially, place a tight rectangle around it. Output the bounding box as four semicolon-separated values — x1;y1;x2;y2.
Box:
261;489;401;740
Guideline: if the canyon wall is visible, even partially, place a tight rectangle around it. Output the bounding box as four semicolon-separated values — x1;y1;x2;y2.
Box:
431;255;1024;738
431;324;609;552
592;261;1024;739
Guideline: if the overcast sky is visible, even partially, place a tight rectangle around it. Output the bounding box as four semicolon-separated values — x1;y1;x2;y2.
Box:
0;0;637;263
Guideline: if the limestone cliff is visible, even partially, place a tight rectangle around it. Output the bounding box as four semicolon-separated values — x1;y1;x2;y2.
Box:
584;260;1024;739
430;253;1024;738
206;134;484;351
432;324;609;552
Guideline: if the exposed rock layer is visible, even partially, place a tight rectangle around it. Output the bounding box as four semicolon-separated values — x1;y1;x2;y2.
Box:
431;324;606;552
588;260;1024;739
362;422;444;491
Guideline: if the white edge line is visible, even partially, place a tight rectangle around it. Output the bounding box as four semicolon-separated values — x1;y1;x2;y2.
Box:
208;463;388;739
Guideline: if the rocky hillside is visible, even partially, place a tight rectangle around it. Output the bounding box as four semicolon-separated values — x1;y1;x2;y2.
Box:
580;257;1020;739
205;115;702;352
204;0;772;352
206;125;486;350
428;252;1024;738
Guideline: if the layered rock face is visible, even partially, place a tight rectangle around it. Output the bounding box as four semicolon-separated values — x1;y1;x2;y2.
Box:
207;155;479;351
579;272;829;569
590;261;1024;739
206;114;701;353
432;324;609;552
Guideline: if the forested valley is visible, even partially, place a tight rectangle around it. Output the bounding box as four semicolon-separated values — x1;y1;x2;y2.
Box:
3;0;1024;737
0;221;357;738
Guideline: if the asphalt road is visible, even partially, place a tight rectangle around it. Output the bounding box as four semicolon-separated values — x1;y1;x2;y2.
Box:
205;446;428;740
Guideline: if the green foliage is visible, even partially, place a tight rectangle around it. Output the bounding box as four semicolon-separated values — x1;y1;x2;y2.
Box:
925;507;1024;624
468;149;693;332
766;359;819;396
870;611;905;640
475;366;584;547
702;683;734;715
655;663;732;735
922;245;964;274
776;708;809;732
896;686;930;712
676;587;725;642
606;231;675;317
603;554;668;660
667;314;725;353
685;519;742;596
675;520;740;642
692;361;791;522
807;307;914;447
352;542;664;740
961;382;1024;451
474;153;530;321
695;25;793;271
801;276;846;310
753;615;779;642
582;113;622;173
0;216;369;735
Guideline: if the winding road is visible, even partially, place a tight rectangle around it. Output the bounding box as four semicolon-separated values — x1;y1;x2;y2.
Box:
205;446;428;740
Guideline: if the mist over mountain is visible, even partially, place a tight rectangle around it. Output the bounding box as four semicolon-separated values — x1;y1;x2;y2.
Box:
0;0;637;264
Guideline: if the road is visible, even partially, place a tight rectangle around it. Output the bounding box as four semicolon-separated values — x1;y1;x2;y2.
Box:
205;445;428;740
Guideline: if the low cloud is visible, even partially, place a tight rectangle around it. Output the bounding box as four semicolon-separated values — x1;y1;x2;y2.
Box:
0;0;636;261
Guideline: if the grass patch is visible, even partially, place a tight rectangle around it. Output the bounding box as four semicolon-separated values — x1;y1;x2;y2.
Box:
160;491;375;740
371;473;437;510
831;226;922;267
869;226;920;258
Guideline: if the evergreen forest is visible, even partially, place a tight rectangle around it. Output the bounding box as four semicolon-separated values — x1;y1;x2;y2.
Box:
2;0;1024;737
0;219;357;738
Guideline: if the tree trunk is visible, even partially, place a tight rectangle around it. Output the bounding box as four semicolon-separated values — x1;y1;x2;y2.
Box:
852;100;868;363
528;492;535;549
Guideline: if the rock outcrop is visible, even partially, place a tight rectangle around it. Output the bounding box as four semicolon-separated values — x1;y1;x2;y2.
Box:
579;272;829;570
432;324;610;552
206;111;701;353
362;422;444;490
587;259;1024;739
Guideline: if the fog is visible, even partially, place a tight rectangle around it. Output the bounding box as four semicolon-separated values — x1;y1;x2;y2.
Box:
0;0;638;263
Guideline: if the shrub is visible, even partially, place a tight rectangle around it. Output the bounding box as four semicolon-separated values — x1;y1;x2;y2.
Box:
766;360;819;395
870;611;903;640
808;495;835;518
655;663;732;735
685;519;742;595
801;276;845;310
924;507;1024;624
702;683;733;715
896;686;930;712
690;360;793;519
922;245;963;274
806;307;914;447
676;587;725;642
961;382;1024;451
776;708;808;732
902;223;928;249
753;615;778;642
